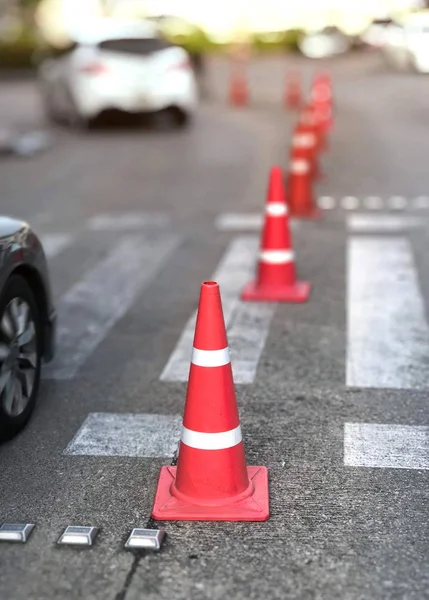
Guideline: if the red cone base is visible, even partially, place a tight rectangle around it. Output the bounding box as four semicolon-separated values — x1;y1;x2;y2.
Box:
152;465;269;521
241;279;311;303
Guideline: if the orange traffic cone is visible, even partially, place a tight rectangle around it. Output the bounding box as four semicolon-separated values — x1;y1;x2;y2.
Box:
284;70;302;109
241;167;311;303
152;281;269;522
228;62;249;107
311;73;333;133
290;127;320;180
288;158;321;220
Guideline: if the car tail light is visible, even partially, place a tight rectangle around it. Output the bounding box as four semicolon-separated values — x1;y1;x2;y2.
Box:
78;63;109;75
167;58;191;72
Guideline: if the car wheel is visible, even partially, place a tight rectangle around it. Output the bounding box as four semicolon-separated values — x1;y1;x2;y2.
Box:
40;83;63;125
0;275;42;442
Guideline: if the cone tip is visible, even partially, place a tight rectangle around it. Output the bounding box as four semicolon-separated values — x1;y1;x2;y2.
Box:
201;280;220;295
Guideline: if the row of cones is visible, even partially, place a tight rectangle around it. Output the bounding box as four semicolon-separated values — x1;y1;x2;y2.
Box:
229;61;333;114
151;74;334;524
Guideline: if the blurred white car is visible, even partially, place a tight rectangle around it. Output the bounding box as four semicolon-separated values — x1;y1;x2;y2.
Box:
37;19;198;128
382;12;429;73
298;27;351;59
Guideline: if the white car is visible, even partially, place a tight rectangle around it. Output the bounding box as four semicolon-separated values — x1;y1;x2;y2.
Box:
37;19;198;128
382;12;429;73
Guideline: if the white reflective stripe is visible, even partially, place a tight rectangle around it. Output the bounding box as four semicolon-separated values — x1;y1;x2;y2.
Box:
290;160;309;174
181;425;242;450
266;203;287;217
192;347;230;367
292;133;315;147
260;249;294;264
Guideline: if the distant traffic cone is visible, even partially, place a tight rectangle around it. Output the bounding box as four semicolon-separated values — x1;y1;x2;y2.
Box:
284;70;302;109
241;167;311;303
290;127;320;180
288;158;321;220
228;61;249;107
152;281;269;522
310;73;333;133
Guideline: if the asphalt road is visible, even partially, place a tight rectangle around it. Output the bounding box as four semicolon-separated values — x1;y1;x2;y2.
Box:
1;52;429;600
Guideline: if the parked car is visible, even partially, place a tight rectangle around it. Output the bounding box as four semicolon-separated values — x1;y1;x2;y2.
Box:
0;217;55;441
360;17;393;48
298;27;351;59
382;11;429;73
37;19;198;128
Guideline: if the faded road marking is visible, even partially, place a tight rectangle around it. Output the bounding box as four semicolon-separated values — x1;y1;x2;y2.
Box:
344;423;429;469
41;233;74;259
65;413;182;457
347;214;421;232
347;237;429;389
44;234;180;380
87;212;169;231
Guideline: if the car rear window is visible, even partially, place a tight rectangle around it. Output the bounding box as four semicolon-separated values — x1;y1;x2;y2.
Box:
98;38;172;55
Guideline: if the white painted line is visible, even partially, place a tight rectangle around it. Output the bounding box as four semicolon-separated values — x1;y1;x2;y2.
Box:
87;212;169;231
215;214;263;231
347;214;421;232
64;413;182;457
344;423;429;469
215;213;299;232
413;196;429;210
347;236;429;389
41;233;74;259
363;196;383;210
44;234;180;380
341;196;359;210
161;236;276;384
181;424;242;450
317;196;336;210
191;347;230;367
388;196;407;210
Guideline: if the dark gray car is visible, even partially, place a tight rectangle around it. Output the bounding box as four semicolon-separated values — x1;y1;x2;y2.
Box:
0;216;56;441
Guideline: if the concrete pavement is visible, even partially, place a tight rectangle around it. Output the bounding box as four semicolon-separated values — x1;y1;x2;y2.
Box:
0;52;429;600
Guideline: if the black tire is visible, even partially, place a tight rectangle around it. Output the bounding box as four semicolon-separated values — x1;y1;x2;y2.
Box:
0;275;42;442
152;107;191;130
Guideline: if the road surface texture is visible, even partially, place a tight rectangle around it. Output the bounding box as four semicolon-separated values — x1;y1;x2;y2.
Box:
1;52;429;600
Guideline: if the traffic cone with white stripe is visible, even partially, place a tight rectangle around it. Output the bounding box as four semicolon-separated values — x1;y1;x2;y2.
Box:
288;158;321;220
152;281;269;521
241;166;311;303
284;70;302;109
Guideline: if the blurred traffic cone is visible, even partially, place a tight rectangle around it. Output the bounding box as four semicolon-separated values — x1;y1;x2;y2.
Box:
284;70;302;109
152;281;269;522
291;127;320;180
241;167;311;303
288;158;321;220
228;61;249;107
311;73;333;133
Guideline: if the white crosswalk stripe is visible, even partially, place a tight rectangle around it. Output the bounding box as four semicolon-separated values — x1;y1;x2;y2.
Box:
87;212;170;231
43;233;181;380
64;413;182;457
160;236;276;384
347;236;429;389
344;423;429;470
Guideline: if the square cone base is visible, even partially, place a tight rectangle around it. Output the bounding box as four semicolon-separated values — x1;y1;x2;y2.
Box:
152;465;269;522
241;279;311;303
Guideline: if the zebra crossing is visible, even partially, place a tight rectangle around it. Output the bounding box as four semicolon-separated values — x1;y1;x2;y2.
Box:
35;210;429;475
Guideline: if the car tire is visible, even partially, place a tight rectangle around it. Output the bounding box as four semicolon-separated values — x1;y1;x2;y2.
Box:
0;275;42;442
40;82;63;125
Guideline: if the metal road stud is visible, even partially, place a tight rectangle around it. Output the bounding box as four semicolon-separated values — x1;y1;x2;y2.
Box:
57;526;99;546
125;528;166;551
0;523;35;543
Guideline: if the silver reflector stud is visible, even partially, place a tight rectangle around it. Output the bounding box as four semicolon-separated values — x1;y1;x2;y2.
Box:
57;526;99;546
125;528;166;551
0;523;35;543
